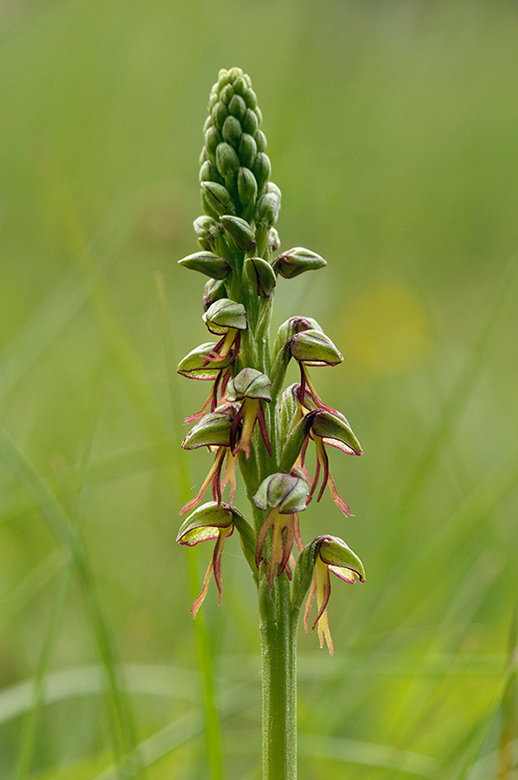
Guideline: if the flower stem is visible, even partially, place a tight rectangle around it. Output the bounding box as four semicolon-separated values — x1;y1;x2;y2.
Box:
259;572;298;780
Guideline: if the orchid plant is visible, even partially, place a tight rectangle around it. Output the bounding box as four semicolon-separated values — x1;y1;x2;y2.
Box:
176;67;365;779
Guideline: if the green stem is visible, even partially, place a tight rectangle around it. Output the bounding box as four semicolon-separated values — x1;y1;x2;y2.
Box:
259;573;297;780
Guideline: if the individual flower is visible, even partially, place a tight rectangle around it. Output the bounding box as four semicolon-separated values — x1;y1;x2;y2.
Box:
180;407;238;515
303;535;365;655
177;502;237;617
253;473;308;586
280;383;362;517
201;298;247;364
227;368;272;459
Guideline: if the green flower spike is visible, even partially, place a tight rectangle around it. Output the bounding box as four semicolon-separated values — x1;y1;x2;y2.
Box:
201;67;272;222
303;535;366;655
177;502;255;617
253;473;309;586
227;368;272;458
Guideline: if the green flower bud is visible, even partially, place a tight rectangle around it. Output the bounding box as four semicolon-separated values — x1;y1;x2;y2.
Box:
201;181;235;216
193;215;219;251
205;126;221;156
233;76;248;96
253;153;271;192
199;159;220;184
182;410;234;450
220;84;234;105
227;367;271;402
216;142;240;179
212;101;228;130
202;278;227;312
203;298;247;335
242;108;259;135
222;115;242;146
177;251;229;280
289;329;343;366
269;227;281;252
228;93;247;120
255;192;280;227
255;129;267;152
177;342;231;380
220;215;256;251
274;247;327;279
237;167;258;206
255;107;263;126
266;181;282;199
253;473;308;514
244;256;277;297
273;317;323;359
238;133;258;168
244;89;258;110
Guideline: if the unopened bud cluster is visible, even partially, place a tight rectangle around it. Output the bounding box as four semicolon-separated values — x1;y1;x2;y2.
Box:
176;67;365;654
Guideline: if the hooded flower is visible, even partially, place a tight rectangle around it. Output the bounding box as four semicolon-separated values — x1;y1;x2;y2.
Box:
180;407;239;515
177;503;236;617
227;368;272;459
303;535;365;655
280;383;362;517
253;473;308;586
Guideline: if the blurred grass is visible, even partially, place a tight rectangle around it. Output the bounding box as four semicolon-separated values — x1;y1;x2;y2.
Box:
1;0;518;777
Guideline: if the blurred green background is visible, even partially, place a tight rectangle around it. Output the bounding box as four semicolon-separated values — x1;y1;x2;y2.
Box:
1;0;517;777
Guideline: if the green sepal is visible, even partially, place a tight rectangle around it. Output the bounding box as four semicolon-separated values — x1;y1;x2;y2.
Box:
253;473;308;514
244;256;277;297
237;167;258;206
222;115;242;146
238;133;257;168
177;342;230;380
272;317;323;360
220;215;256;251
177;251;229;280
201;181;235;216
216;142;240;179
312;410;363;456
177;502;234;545
181;411;233;450
253;152;271;192
255;192;280;227
274;247;327;279
227;367;271;402
203;298;247;335
289;329;343;366
317;535;366;582
229;93;247;120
